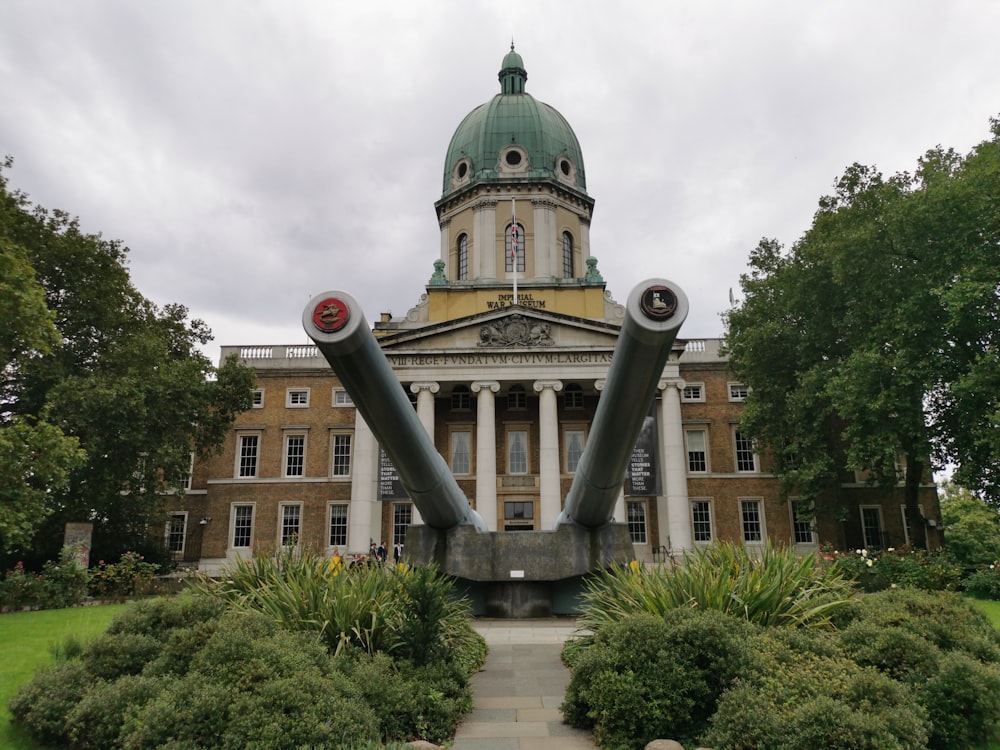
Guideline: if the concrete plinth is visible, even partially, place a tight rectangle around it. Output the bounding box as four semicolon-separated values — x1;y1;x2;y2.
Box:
403;522;635;617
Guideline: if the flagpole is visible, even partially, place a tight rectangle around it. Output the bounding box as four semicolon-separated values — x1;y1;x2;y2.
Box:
511;197;518;306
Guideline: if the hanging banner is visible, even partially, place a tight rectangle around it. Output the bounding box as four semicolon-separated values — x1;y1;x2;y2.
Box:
377;447;407;500
626;406;661;497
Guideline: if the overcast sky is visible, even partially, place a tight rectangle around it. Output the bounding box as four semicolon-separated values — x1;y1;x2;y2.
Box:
2;1;998;361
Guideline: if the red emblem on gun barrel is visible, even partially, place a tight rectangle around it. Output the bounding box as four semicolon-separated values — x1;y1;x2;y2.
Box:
312;298;350;333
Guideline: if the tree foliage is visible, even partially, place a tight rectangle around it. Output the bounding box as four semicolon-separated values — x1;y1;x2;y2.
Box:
723;118;1000;535
0;157;255;561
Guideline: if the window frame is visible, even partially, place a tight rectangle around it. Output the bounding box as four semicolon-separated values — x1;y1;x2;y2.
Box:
561;230;574;278
626;500;647;544
392;502;412;547
286;388;310;408
236;432;261;478
457;233;469;281
506;428;530;475
328;502;348;548
279;503;302;547
166;512;187;556
252;388;265;408
564;426;586;474
728;382;749;402
505;222;526;273
231;503;255;549
685;428;709;473
332;389;354;407
790;499;816;545
740;497;765;544
507;384;527;410
563;383;584;410
860;505;885;549
283;432;307;477
449;429;472;475
681;383;705;403
330;431;353;478
733;429;759;473
451;385;471;411
691;498;714;543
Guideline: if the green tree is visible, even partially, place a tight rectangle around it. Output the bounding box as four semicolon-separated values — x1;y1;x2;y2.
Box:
724;119;1000;545
0;158;255;562
939;481;1000;569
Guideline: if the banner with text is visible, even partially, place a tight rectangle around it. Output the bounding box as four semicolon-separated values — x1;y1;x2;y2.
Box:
626;407;661;497
377;447;407;500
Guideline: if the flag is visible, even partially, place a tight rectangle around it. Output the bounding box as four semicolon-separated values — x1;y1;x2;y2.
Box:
510;198;519;262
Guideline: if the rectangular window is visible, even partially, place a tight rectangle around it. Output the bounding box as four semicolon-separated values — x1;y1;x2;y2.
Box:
451;431;471;474
861;506;884;549
626;500;647;544
280;504;301;546
331;433;352;477
741;499;764;543
504;500;534;531
729;383;749;402
685;429;708;472
734;431;757;472
166;513;186;554
681;383;704;402
393;502;412;547
328;503;348;548
286;388;310;407
691;500;713;543
232;504;254;548
507;430;528;474
333;389;354;407
237;434;259;478
791;501;814;544
565;429;585;473
563;387;584;409
252;388;264;408
284;434;305;477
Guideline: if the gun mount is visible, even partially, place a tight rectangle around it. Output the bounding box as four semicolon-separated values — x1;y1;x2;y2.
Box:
302;278;687;616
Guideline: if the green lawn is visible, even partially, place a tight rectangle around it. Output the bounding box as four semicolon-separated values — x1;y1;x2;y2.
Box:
0;604;126;750
972;598;1000;629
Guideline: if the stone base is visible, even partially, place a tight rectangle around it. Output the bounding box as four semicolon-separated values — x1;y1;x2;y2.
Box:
403;522;635;617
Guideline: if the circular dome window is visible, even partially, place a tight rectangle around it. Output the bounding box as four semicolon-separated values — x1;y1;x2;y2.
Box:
560;158;571;176
505;151;522;166
457;162;468;178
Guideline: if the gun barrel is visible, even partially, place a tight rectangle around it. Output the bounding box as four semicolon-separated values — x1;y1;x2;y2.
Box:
302;291;486;531
559;278;688;528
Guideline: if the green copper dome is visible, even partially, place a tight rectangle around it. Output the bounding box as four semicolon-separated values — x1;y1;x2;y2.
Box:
441;46;587;199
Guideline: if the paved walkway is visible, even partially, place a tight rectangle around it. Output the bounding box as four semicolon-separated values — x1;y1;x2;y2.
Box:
451;619;598;750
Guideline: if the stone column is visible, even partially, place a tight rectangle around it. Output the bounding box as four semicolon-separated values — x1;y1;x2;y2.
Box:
473;198;498;279
659;376;692;553
471;381;500;531
531;198;558;278
409;381;441;526
534;379;563;528
349;414;380;556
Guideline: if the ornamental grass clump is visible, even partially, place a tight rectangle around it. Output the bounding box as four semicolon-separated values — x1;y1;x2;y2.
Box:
574;540;853;640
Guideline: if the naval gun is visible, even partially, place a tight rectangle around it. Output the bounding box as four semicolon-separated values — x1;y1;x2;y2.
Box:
302;278;687;617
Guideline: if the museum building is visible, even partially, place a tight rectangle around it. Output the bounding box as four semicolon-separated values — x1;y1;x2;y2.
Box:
167;48;942;574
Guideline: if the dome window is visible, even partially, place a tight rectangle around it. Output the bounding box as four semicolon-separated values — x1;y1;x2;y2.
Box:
499;146;528;176
451;157;473;190
556;154;577;185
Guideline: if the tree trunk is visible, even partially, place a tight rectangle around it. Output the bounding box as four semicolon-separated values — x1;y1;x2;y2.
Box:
904;457;927;550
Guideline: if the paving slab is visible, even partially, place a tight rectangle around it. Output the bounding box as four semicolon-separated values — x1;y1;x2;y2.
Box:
451;619;598;750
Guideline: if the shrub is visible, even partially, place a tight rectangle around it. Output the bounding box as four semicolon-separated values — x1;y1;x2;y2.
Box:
561;611;757;749
64;674;167;750
8;661;90;746
831;588;1000;664
0;560;40;610
82;631;163;680
964;565;1000;600
920;651;1000;750
702;645;929;750
831;546;961;592
334;650;473;744
575;541;853;640
88;550;159;599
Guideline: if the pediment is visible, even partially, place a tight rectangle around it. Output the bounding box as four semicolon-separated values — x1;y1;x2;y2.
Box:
377;306;620;353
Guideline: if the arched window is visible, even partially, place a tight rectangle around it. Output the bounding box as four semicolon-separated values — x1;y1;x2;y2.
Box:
505;223;525;273
562;231;574;278
457;234;469;280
